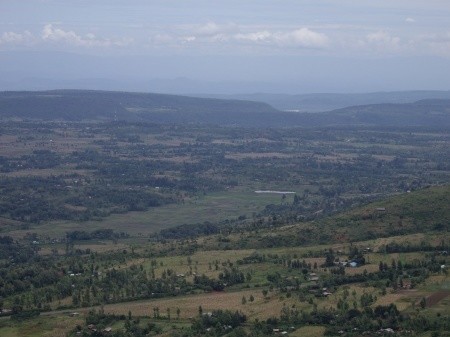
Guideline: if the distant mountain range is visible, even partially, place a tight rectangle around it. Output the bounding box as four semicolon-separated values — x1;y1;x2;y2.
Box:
197;90;450;112
1;90;450;128
321;99;450;127
0;90;280;126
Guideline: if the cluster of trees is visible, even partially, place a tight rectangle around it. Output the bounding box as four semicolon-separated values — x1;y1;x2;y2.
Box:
66;229;129;242
380;241;449;254
1;121;449;227
191;310;247;335
2;246;254;311
0;150;61;172
0;235;35;262
70;308;163;337
0;173;173;223
272;301;450;336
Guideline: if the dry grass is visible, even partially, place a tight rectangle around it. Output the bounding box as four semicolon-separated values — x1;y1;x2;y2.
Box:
290;326;326;337
137;249;257;279
102;289;303;320
374;292;412;311
353;233;428;252
423;275;447;287
344;263;379;276
50;295;73;309
41;316;84;337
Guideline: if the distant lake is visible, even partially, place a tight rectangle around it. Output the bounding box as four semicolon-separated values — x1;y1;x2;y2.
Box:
254;190;296;194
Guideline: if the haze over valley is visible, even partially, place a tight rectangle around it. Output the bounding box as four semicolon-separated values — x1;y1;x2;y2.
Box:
0;2;449;337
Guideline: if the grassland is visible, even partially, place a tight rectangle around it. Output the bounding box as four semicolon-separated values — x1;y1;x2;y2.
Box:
0;316;83;337
7;189;294;239
0;122;449;337
1;230;448;337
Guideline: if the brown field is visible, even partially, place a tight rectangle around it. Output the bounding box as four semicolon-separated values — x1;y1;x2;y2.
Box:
368;252;421;264
190;249;256;264
2;167;92;178
425;291;450;307
290;326;326;337
0;133;104;157
225;152;293;160
357;233;429;251
422;275;449;290
137;249;257;280
374;292;413;311
314;153;357;163
101;289;303;320
344;263;379;275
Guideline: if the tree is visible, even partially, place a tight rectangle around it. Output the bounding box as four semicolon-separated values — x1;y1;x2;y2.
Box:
324;249;335;267
420;297;426;309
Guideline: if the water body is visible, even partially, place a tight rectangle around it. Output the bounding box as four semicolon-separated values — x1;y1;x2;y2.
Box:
254;190;296;194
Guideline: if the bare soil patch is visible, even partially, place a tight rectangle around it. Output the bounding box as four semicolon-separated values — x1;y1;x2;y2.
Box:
426;291;450;307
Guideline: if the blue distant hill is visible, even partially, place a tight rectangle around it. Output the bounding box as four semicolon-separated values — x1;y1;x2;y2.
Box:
1;90;450;128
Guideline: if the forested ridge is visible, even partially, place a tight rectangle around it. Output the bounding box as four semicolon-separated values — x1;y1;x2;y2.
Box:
1;90;450;127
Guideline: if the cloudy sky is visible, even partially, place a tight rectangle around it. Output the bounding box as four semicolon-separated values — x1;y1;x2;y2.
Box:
1;0;450;93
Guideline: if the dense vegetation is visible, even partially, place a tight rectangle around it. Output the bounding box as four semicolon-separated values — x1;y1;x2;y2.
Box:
0;122;448;228
0;118;448;337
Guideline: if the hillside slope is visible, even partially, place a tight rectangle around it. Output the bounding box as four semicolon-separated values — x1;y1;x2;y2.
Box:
326;184;450;241
0;90;282;125
201;90;450;112
1;90;450;127
231;185;450;249
324;99;450;127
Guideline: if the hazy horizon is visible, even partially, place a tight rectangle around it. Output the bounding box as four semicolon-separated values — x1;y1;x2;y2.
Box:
1;1;450;94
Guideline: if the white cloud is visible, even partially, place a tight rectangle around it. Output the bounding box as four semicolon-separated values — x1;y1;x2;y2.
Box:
190;22;239;37
234;30;272;43
42;24;105;46
405;17;416;23
41;24;132;47
0;30;34;45
0;25;133;49
148;23;328;50
366;30;401;52
196;22;221;35
285;28;329;48
182;36;196;43
234;28;328;48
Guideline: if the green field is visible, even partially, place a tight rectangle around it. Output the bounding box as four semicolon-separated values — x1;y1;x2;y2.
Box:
8;189;294;238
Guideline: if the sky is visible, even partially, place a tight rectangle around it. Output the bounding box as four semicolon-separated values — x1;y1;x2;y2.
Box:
1;0;450;94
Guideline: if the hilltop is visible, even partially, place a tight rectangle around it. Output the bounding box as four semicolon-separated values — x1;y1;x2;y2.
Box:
0;90;281;126
1;90;450;127
201;90;450;112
